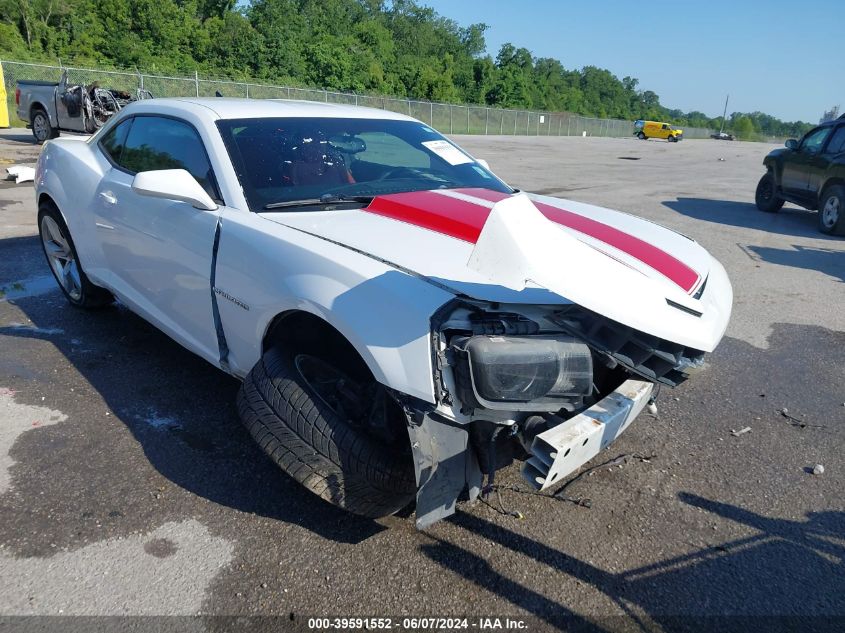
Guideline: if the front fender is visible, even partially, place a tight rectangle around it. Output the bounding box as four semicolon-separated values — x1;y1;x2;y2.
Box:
214;210;455;403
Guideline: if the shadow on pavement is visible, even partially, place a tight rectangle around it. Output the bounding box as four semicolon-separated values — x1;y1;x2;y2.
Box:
747;244;845;282
0;131;36;144
1;279;385;544
0;235;41;281
662;197;838;240
422;498;844;632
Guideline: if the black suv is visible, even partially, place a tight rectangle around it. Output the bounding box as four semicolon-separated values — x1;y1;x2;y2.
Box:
755;114;845;235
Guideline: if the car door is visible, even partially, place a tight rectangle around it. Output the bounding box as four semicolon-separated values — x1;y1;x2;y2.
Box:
781;126;832;197
810;124;845;197
54;74;88;132
92;114;224;364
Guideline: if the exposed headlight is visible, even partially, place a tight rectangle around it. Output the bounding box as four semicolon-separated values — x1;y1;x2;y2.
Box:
453;335;593;411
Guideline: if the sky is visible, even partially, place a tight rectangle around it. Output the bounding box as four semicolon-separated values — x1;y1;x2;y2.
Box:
420;0;843;123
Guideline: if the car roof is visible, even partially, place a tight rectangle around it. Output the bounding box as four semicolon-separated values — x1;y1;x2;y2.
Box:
130;97;417;122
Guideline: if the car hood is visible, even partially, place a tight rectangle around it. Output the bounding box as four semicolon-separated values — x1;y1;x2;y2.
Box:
262;188;731;351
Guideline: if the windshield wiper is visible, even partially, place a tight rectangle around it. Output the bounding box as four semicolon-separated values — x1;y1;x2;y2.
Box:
263;194;373;210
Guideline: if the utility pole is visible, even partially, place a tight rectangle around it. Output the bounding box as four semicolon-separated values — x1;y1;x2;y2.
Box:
720;94;729;133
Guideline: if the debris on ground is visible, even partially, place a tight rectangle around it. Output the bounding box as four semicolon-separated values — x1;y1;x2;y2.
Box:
5;165;35;184
812;464;825;476
480;452;656;519
730;426;752;437
778;407;826;429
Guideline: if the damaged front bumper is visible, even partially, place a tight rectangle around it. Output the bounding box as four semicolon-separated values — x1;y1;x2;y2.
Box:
404;377;654;529
522;379;653;490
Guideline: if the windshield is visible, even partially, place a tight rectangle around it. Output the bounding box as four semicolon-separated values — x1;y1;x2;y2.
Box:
216;117;512;210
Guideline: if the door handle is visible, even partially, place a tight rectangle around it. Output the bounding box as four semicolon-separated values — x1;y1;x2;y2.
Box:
99;191;117;205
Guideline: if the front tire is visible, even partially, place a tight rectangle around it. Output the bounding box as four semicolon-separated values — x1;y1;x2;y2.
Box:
755;172;784;213
818;185;845;235
237;347;416;518
38;202;113;308
637;132;646;140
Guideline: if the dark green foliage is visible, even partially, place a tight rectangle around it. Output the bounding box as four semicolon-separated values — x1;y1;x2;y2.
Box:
0;0;811;136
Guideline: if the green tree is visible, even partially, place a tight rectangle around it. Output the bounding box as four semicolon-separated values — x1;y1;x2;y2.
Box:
732;115;756;140
0;0;815;139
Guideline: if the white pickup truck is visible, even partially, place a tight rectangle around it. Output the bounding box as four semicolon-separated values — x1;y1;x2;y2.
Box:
34;97;732;528
16;70;150;143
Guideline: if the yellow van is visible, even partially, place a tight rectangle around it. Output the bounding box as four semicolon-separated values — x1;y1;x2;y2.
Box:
633;120;683;142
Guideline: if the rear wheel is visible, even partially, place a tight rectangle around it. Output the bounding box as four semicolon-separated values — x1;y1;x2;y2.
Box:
818;185;845;235
31;108;58;144
755;172;784;213
38;202;113;308
237;345;416;518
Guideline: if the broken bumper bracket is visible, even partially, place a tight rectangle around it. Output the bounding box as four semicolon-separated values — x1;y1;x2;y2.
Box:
522;379;653;490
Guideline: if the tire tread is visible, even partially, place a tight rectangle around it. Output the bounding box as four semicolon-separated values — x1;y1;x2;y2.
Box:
237;348;415;518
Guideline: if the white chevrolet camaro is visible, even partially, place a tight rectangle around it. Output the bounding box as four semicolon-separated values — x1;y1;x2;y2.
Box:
35;98;732;527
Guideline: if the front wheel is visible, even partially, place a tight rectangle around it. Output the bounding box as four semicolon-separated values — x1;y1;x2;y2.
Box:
755;172;784;213
38;202;114;308
237;347;416;518
637;132;646;140
818;185;845;235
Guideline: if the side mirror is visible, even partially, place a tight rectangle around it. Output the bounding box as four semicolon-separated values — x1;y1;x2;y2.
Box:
785;139;798;150
476;158;491;170
131;169;217;210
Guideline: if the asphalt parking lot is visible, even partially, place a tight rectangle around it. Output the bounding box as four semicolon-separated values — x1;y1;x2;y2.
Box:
0;128;843;631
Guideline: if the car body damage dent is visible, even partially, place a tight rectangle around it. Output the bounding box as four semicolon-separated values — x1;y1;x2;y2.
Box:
209;218;230;372
467;193;732;353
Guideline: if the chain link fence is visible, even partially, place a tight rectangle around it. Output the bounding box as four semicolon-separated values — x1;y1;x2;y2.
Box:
2;59;715;139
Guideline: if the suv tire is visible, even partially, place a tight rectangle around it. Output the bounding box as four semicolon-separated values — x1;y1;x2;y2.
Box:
818;185;845;235
755;172;784;213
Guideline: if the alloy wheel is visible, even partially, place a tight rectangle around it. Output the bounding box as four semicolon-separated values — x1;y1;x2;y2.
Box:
40;215;82;301
822;196;840;229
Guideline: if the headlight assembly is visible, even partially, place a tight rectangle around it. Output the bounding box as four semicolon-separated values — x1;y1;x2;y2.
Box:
452;335;593;411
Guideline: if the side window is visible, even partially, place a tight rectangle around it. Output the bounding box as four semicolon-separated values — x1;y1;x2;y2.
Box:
799;127;832;155
99;118;133;164
119;116;219;199
823;126;845;155
662;124;670;130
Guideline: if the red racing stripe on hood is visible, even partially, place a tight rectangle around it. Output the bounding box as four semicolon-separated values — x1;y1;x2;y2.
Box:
365;190;491;242
364;188;700;292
